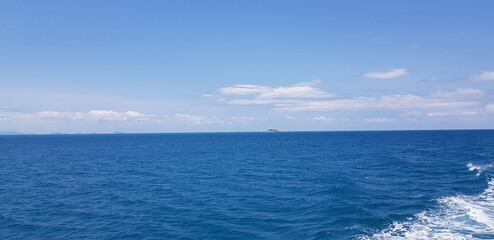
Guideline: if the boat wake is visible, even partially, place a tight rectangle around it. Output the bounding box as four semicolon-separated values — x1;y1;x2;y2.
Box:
360;164;494;240
467;163;494;177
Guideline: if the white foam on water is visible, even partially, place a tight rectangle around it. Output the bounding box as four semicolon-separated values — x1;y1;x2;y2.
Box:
467;163;494;177
360;179;494;240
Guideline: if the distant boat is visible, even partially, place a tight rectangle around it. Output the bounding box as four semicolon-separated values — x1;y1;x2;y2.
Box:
267;129;280;132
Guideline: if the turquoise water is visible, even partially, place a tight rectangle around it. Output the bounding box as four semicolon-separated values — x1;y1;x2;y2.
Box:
1;130;493;239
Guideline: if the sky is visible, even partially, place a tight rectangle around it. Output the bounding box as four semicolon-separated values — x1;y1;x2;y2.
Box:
1;0;494;133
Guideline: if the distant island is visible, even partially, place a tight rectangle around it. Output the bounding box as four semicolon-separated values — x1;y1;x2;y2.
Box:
267;129;280;132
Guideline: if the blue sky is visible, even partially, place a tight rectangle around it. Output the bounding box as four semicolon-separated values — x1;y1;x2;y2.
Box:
1;0;494;133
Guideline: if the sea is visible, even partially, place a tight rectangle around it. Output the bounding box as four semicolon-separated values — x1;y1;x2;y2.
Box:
1;130;494;240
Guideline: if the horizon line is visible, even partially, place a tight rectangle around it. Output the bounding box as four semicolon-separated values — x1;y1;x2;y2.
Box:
1;128;494;136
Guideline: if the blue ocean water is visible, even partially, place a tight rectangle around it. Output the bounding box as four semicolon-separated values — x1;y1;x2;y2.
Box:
1;130;494;239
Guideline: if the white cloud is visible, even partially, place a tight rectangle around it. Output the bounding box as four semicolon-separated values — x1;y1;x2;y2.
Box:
363;118;397;123
1;109;228;129
472;71;494;81
431;88;483;98
88;110;154;121
0;111;34;121
38;110;155;121
231;116;255;124
219;85;270;95
363;69;409;79
0;110;156;122
0;90;183;114
174;114;220;126
275;94;477;112
215;82;487;118
257;85;333;99
217;81;334;99
484;104;494;112
294;79;321;86
312;116;335;122
426;111;479;117
227;99;296;105
38;111;85;120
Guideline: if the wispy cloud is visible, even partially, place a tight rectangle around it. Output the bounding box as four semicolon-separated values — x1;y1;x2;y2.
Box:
363;69;409;79
0;111;34;121
430;88;483;98
217;81;334;99
312;116;335;123
219;85;270;95
38;110;156;121
228;99;296;105
174;114;221;126
231;116;255;124
484;104;494;112
0;110;156;122
426;111;479;117
212;81;488;120
275;94;477;111
258;85;332;99
363;118;397;123
472;71;494;81
0;109;230;128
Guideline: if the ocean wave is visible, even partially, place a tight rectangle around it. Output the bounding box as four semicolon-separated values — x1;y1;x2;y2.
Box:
467;163;494;177
360;178;494;239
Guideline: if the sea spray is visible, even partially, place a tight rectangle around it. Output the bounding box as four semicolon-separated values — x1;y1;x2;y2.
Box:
467;163;494;177
360;175;494;239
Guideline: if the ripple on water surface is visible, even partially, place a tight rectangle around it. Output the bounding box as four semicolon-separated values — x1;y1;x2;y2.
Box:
0;130;494;239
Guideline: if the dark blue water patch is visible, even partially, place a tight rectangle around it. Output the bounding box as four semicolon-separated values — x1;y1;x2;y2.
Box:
1;130;494;239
